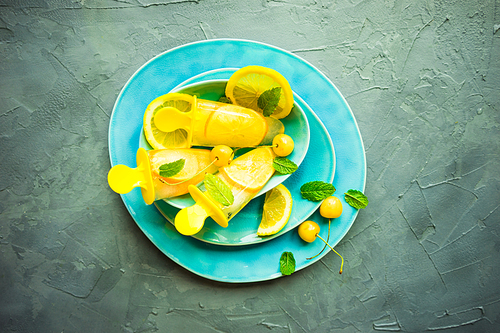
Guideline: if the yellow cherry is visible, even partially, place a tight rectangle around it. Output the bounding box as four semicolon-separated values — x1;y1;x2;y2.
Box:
320;196;343;219
210;145;233;167
272;134;294;156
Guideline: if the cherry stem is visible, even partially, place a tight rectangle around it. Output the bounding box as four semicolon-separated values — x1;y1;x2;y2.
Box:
159;159;217;186
306;219;331;260
315;234;344;274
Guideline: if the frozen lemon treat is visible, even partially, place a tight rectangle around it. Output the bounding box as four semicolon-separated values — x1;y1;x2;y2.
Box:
174;147;277;235
144;93;284;149
107;148;219;205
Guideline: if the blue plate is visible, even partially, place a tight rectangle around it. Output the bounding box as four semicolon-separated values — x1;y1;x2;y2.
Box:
147;77;332;246
108;39;366;283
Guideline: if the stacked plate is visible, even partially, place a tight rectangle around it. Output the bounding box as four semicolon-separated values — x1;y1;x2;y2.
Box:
108;39;365;283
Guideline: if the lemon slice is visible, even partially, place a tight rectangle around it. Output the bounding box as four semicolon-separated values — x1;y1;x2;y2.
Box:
143;93;193;149
257;184;293;236
225;66;294;119
218;147;275;192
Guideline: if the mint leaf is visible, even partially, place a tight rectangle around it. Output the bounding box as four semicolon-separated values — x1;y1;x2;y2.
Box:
258;87;281;117
344;189;368;209
218;95;232;104
300;181;336;201
273;157;298;174
280;251;296;275
159;159;185;178
204;173;234;206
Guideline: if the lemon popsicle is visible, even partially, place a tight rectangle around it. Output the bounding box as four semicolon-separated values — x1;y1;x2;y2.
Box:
174;147;276;235
147;93;284;149
107;148;219;205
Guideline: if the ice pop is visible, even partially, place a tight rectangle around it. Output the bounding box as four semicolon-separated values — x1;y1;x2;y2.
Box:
174;147;277;235
147;93;284;148
107;148;219;205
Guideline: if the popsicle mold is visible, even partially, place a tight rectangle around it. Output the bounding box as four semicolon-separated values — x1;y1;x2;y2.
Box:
146;93;284;149
107;147;219;205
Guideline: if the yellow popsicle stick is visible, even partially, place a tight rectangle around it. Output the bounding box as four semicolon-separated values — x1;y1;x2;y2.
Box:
174;204;209;236
152;94;197;147
154;106;191;132
107;148;155;205
174;184;228;235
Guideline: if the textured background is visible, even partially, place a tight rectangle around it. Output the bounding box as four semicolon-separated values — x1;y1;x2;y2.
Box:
1;0;499;332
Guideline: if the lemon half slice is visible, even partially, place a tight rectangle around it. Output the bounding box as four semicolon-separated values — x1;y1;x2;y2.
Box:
143;93;193;149
225;66;294;119
257;184;293;236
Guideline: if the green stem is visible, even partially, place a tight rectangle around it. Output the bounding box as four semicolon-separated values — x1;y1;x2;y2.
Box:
315;234;344;274
306;219;331;260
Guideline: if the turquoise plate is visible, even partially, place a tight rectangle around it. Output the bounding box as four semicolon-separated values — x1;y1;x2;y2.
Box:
108;39;366;283
144;77;332;245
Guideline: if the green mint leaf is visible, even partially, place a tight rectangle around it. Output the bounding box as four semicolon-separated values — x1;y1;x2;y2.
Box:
159;159;185;178
344;189;369;209
273;157;298;174
258;87;281;117
204;173;234;206
218;96;232;104
280;251;296;275
300;181;336;201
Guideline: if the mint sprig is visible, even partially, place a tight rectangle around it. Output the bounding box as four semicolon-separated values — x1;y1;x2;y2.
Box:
280;251;296;275
273;157;298;174
204;174;234;206
344;189;368;209
258;87;281;117
159;159;185;178
300;181;336;201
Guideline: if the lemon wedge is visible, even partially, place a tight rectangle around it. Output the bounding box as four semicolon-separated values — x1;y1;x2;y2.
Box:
257;184;293;236
225;66;294;119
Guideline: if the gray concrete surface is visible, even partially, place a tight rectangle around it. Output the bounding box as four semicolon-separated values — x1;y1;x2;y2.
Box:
1;0;499;332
